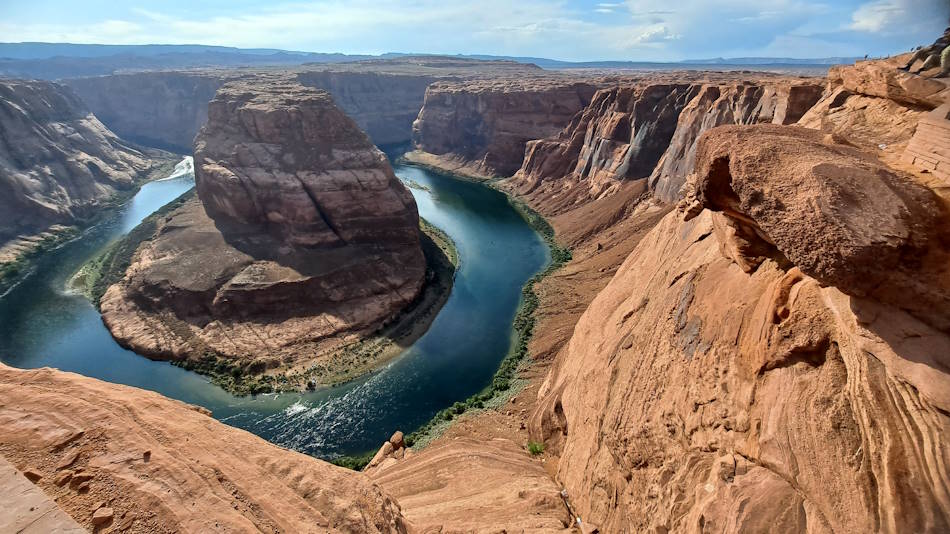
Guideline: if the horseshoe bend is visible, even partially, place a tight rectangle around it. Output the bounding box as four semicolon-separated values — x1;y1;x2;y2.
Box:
1;10;950;534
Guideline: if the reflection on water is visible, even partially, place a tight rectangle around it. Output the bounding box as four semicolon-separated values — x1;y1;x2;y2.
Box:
0;160;548;458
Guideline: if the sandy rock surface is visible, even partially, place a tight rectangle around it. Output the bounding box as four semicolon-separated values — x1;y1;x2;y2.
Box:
530;124;950;532
0;364;409;533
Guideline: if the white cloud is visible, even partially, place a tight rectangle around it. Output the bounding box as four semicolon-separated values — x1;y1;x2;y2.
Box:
0;0;947;61
849;0;948;34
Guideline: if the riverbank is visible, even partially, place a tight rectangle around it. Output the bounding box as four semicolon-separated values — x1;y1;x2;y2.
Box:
74;201;459;396
400;150;500;182
0;157;181;297
330;162;569;469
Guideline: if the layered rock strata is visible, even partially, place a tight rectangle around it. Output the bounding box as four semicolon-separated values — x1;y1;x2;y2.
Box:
100;79;426;375
0;79;168;243
408;78;600;178
648;81;823;201
529;124;950;532
65;57;545;151
0;363;409;532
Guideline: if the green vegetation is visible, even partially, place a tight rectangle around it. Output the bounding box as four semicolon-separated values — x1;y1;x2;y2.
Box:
330;451;376;471
74;189;195;307
171;352;284;395
0;226;80;295
527;441;545;456
403;198;570;451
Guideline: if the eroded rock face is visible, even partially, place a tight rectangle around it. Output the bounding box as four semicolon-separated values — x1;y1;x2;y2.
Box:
0;364;409;533
531;125;950;532
101;79;425;370
513;83;701;201
649;81;823;201
690;124;949;330
410;78;600;177
195;79;422;249
0;79;164;241
66;72;226;152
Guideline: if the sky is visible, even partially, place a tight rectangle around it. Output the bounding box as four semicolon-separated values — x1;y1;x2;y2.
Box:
0;0;948;62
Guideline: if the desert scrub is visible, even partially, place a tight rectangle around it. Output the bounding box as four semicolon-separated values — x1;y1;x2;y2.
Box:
527;441;545;456
330;451;376;471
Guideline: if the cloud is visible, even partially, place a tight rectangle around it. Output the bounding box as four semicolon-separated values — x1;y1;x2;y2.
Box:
1;0;948;61
849;0;949;34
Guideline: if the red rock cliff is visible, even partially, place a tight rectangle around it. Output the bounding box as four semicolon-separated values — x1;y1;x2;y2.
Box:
530;124;950;532
100;78;426;375
409;78;600;177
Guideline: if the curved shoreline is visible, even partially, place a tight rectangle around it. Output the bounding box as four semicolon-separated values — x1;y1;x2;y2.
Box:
74;201;460;396
333;162;569;467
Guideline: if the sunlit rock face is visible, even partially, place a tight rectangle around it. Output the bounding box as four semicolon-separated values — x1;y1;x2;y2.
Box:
101;78;426;371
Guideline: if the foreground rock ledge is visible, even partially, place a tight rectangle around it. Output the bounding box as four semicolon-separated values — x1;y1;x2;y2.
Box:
100;78;427;381
0;363;409;532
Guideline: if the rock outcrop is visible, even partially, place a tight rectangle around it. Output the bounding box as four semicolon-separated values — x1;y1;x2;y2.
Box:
0;79;168;243
799;56;950;167
0;363;409;532
512;83;701;207
100;78;426;376
649;81;823;201
529;124;950;532
408;78;600;178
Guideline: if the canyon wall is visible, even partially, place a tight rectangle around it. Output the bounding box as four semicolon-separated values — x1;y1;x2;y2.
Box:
511;83;701;210
648;81;823;201
67;70;436;151
0;79;167;242
296;71;437;147
66;72;227;153
409;78;600;178
529;124;950;532
100;77;425;375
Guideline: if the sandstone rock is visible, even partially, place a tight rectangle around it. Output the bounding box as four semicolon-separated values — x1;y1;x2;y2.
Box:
531;126;950;531
56;450;80;470
22;469;42;482
411;77;600;177
0;79;170;244
0;363;409;532
366;441;395;470
691;124;949;331
70;471;94;487
54;470;73;487
368;438;570;532
389;431;404;450
828;57;950;109
100;77;427;372
648;81;823;201
91;507;113;526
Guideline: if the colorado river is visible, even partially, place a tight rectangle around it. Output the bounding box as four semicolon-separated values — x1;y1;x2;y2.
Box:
0;157;549;458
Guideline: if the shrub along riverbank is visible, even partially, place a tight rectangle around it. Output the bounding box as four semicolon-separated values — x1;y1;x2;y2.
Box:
332;185;570;470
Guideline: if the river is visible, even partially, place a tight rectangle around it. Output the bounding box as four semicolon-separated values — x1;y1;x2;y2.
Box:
0;157;549;458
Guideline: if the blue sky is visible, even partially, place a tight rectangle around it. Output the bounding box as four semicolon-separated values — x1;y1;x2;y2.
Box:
0;0;947;61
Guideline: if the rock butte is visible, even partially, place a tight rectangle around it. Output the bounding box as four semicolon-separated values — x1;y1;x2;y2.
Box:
99;78;427;377
2;54;950;532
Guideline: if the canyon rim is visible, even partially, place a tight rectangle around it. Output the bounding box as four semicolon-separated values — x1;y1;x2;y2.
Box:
1;5;950;533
